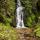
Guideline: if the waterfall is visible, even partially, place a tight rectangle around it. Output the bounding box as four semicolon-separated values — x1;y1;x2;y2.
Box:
16;0;25;28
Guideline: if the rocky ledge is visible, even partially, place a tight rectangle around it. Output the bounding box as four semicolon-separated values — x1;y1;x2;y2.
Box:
15;28;40;40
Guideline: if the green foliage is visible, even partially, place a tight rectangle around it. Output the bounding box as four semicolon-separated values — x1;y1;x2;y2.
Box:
21;0;32;14
34;23;40;37
26;14;35;27
0;1;17;40
6;0;16;15
0;23;17;40
0;0;16;26
21;0;36;27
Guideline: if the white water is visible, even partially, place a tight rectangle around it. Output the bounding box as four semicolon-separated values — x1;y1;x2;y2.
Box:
16;0;25;28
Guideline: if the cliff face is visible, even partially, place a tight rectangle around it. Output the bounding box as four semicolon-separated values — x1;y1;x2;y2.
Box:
0;0;40;27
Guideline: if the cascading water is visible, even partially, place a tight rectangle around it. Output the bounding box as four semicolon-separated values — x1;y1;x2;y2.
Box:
16;0;25;28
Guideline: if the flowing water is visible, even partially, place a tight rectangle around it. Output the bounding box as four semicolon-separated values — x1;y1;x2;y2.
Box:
16;0;25;28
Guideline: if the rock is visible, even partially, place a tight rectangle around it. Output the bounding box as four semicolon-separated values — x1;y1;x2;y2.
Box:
15;28;40;40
